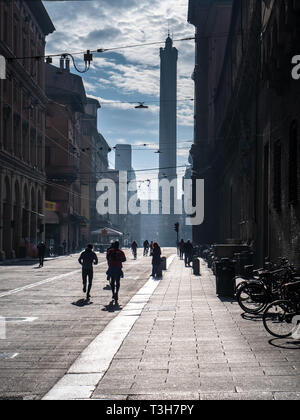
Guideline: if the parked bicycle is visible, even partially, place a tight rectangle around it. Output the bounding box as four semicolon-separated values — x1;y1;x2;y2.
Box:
262;280;300;338
236;259;298;314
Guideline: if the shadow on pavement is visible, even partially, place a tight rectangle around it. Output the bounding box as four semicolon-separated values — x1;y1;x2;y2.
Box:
72;299;93;307
269;338;300;350
0;259;39;267
217;296;236;303
241;312;264;322
102;301;122;313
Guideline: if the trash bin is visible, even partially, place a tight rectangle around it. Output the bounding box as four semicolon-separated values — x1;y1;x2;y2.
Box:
234;251;254;277
193;258;200;275
18;246;26;258
215;258;235;298
161;256;167;270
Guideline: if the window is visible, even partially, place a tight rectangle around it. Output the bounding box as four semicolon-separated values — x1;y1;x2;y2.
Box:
273;140;282;211
289;121;298;204
45;146;51;166
3;10;8;44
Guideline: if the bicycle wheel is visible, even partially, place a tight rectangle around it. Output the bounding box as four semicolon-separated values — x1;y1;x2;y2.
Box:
263;300;297;338
237;283;267;314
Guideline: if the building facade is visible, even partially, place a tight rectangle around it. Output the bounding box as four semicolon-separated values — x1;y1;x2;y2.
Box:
0;0;55;259
80;97;111;245
187;0;233;245
188;0;300;269
45;59;87;254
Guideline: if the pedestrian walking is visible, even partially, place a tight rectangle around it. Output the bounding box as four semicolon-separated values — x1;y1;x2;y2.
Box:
143;240;149;256
184;240;194;267
179;239;185;260
62;240;67;255
151;242;162;278
107;241;126;303
106;241;115;282
149;241;154;256
37;241;46;267
78;244;98;300
131;240;138;259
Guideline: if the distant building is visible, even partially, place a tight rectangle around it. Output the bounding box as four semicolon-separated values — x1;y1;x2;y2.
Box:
102;144;140;246
80;97;111;246
0;0;55;260
115;144;140;245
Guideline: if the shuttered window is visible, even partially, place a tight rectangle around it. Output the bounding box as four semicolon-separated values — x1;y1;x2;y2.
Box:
273;140;281;211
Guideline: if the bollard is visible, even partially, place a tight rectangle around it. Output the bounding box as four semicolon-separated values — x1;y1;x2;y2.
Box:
193;258;200;275
161;256;167;270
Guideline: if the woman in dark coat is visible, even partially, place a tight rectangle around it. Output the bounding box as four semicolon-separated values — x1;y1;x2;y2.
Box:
151;242;161;278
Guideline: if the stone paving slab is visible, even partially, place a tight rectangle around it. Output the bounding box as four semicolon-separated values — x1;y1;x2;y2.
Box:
91;257;300;400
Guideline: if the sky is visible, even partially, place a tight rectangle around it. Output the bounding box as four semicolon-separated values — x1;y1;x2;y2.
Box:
43;0;195;198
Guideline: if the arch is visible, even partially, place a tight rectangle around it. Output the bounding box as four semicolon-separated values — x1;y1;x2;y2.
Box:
37;189;43;213
13;180;21;253
22;184;29;239
3;176;11;204
23;183;29;209
30;186;37;242
30;186;36;210
13;179;20;206
2;176;12;256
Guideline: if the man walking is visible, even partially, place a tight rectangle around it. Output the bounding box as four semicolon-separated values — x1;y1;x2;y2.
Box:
131;240;138;259
143;240;149;256
107;241;126;303
179;239;185;260
37;241;46;267
78;244;98;300
184;240;194;267
151;242;162;278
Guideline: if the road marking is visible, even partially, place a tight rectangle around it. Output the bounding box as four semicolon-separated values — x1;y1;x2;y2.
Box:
0;270;81;299
0;352;18;359
0;261;108;299
5;317;38;323
42;254;176;400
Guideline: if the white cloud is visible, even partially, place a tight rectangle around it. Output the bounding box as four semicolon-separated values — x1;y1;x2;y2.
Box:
44;0;195;168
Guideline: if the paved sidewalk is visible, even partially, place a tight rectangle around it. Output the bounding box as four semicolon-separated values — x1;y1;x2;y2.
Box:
45;257;300;400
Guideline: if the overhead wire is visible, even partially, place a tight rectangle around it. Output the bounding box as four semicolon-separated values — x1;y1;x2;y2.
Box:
7;33;240;62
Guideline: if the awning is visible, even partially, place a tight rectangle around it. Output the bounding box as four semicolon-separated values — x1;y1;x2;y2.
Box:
45;210;59;224
91;227;123;236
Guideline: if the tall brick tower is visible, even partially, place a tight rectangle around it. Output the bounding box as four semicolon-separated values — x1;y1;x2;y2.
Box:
158;35;178;246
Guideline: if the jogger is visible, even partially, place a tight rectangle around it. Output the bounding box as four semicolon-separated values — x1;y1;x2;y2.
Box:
107;241;126;303
78;244;98;300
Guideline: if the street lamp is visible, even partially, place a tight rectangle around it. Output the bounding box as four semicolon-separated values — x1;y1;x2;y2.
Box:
135;102;148;109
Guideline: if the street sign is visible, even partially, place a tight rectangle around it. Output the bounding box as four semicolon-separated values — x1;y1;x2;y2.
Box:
45;201;58;211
